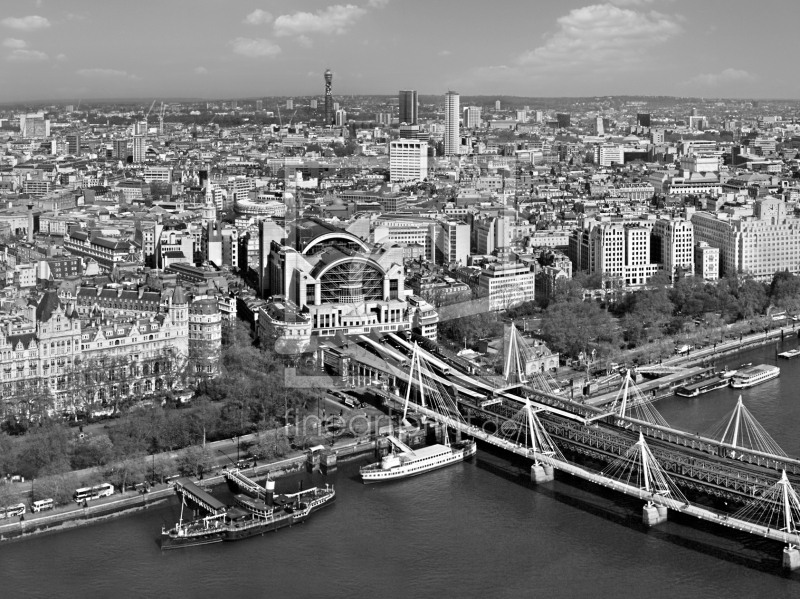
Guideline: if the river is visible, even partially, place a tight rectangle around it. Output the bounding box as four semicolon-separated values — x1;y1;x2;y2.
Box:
2;338;800;599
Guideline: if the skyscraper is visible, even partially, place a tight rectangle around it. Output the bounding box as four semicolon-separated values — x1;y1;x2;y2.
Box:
399;90;418;125
495;100;501;111
444;91;460;157
132;120;147;163
594;116;604;136
256;100;263;111
324;69;333;125
286;99;294;110
335;109;347;127
637;113;651;127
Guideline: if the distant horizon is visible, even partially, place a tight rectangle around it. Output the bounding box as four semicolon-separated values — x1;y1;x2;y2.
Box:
2;94;798;109
2;0;799;103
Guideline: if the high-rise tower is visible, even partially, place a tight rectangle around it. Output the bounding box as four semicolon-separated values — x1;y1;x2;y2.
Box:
399;90;418;125
324;69;333;126
444;91;460;157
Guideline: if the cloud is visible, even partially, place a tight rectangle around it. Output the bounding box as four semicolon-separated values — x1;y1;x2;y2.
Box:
608;0;662;4
438;49;451;56
516;5;681;72
2;38;26;49
194;66;208;74
274;4;367;37
2;15;51;31
230;37;281;58
244;9;273;25
77;68;132;78
683;68;754;87
55;53;66;61
368;0;390;7
6;48;48;62
296;35;313;47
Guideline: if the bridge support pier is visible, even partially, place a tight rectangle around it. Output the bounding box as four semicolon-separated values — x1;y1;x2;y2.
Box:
783;546;800;570
642;504;667;526
531;463;554;484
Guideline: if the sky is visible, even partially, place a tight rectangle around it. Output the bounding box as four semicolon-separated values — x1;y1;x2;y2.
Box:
1;0;799;103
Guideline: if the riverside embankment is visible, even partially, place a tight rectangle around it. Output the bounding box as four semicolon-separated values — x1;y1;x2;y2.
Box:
0;436;380;543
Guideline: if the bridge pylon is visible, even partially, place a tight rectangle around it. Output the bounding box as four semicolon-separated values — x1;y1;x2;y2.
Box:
732;469;800;569
497;398;564;483
602;432;688;526
611;370;669;428
704;395;787;458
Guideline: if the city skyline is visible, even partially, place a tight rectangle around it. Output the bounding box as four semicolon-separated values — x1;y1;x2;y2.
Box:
2;0;800;103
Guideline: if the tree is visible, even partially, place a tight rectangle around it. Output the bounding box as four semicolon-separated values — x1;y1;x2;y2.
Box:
32;471;80;506
70;435;114;470
103;457;145;493
17;423;72;479
176;446;210;478
540;299;617;359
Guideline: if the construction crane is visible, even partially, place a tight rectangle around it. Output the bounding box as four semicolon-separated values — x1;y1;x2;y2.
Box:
158;102;165;136
276;104;284;139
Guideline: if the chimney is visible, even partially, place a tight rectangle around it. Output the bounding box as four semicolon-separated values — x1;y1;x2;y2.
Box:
27;203;34;244
264;479;275;507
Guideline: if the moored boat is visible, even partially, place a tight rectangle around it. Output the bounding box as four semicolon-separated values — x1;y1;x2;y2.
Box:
161;480;335;549
729;364;780;389
675;375;729;397
360;435;476;483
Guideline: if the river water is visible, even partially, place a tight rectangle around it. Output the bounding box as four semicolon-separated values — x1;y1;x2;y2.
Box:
3;339;800;599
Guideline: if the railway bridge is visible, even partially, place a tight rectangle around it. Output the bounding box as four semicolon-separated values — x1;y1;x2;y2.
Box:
363;325;800;569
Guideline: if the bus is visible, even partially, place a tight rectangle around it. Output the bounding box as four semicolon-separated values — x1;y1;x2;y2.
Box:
31;498;54;513
0;503;26;519
74;483;115;503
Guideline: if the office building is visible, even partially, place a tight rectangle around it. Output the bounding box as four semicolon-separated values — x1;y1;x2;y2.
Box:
495;100;501;110
264;218;413;338
399;90;418;125
652;218;694;281
66;133;82;156
286;99;294;110
556;113;571;128
335;109;347;127
594;144;623;166
311;99;318;109
231;100;238;110
434;219;469;265
515;110;527;123
463;106;482;129
256;100;263;111
389;139;428;183
20;113;50;138
637;113;651;127
695;242;720;281
132;120;147;163
478;260;535;311
113;139;128;160
691;197;800;281
444;91;460;157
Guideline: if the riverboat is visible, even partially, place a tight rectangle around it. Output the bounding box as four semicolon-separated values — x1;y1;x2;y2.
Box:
360;435;476;483
675;375;730;397
778;349;800;360
729;364;780;389
161;485;335;549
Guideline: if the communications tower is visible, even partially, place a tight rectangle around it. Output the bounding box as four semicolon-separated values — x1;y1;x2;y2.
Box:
324;69;333;126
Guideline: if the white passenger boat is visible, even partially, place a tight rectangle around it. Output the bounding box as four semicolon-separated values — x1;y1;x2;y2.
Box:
360;435;476;483
729;364;780;389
